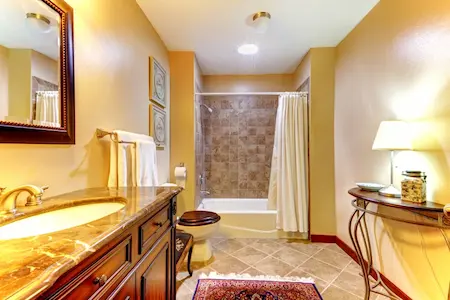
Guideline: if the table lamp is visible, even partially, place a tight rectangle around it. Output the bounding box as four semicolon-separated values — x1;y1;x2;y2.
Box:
372;121;412;197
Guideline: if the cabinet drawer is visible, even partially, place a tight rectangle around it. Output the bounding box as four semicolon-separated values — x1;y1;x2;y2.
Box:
139;206;170;254
58;235;132;300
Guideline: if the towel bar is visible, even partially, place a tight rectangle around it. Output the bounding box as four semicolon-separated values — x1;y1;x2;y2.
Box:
96;128;135;145
96;128;163;147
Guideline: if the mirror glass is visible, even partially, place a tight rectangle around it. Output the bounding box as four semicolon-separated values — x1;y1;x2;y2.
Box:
0;0;61;128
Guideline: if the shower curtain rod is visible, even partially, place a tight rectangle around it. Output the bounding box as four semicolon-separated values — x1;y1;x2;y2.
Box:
195;92;308;96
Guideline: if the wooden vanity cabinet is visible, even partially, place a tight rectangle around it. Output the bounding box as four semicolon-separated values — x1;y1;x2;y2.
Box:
106;272;136;300
136;230;172;300
40;197;177;300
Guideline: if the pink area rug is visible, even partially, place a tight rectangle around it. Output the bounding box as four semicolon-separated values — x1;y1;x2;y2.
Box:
193;272;323;300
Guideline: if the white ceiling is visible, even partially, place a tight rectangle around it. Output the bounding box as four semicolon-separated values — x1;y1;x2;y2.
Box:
137;0;379;75
0;0;60;60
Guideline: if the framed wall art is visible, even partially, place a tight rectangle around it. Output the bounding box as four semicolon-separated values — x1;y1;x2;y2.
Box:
149;57;166;108
149;103;166;149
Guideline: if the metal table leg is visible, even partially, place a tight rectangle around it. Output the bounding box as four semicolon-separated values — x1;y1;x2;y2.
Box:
348;200;402;300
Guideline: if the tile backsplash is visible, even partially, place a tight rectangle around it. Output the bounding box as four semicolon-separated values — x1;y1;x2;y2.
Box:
202;95;278;198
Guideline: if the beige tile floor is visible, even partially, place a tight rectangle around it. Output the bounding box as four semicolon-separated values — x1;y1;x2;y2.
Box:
176;238;390;300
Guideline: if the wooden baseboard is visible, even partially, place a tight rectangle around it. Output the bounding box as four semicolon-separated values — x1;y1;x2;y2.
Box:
310;235;336;243
335;237;411;300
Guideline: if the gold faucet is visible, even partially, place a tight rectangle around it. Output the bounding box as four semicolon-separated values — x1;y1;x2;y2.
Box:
0;185;48;215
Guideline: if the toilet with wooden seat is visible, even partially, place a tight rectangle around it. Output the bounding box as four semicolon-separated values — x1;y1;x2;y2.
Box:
177;211;221;262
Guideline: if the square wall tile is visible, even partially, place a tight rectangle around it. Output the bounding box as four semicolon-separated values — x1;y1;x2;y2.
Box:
203;95;277;199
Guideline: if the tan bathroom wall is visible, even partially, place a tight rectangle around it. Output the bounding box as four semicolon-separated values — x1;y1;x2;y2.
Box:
0;0;170;197
202;74;292;93
335;0;450;298
194;57;203;92
292;48;336;236
6;49;58;122
309;48;336;236
31;50;58;85
7;49;32;121
0;45;8;119
170;51;196;214
292;51;311;90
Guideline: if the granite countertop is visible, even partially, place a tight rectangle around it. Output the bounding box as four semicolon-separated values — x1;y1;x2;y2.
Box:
0;186;182;300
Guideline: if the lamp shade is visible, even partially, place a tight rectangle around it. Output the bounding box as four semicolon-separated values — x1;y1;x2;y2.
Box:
372;121;412;150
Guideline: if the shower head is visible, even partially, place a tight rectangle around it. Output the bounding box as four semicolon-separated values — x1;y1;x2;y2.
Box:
201;104;213;113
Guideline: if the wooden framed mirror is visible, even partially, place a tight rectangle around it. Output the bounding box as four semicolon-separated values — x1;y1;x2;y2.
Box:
0;0;74;144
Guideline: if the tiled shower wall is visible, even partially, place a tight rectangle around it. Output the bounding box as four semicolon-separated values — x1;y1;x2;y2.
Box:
194;94;205;207
203;95;278;198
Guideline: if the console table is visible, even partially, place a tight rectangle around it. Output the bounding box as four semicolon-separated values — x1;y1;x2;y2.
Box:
348;188;450;300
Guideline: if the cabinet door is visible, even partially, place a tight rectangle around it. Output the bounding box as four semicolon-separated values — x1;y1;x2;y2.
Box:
136;229;172;300
106;272;136;300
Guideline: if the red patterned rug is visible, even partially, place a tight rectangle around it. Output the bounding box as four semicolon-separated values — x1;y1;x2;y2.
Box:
193;272;322;300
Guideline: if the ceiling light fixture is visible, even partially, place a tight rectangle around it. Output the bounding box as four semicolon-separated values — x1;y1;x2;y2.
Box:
252;11;271;34
25;13;51;33
238;44;259;55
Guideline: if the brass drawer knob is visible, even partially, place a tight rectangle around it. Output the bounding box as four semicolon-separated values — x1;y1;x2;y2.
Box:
154;222;163;227
93;274;108;287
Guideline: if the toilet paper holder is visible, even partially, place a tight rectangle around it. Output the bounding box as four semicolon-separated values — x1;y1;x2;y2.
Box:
179;162;184;167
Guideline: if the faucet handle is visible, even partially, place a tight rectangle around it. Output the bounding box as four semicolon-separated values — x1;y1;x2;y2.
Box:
25;186;48;206
26;195;43;206
200;190;211;196
36;186;48;196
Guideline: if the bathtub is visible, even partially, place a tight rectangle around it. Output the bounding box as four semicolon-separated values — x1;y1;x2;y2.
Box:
198;198;304;239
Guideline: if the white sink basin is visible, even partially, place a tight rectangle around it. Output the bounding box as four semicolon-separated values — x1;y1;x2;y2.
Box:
0;202;125;240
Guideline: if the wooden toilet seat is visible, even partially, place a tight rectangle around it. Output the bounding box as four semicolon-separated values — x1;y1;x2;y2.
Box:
178;211;221;226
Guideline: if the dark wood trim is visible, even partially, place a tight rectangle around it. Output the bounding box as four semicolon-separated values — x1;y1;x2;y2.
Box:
335;237;358;262
336;237;412;300
310;235;336;243
0;0;75;144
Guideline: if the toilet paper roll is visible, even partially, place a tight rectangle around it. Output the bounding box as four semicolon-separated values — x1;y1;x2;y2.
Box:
174;166;187;189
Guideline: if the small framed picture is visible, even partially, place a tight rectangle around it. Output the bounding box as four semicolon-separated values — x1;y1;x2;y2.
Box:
149;57;166;108
149;103;166;149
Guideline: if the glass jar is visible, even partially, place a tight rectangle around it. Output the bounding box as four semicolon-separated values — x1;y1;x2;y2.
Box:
401;171;427;203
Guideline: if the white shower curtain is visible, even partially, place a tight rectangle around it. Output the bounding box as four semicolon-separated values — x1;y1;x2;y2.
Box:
268;92;309;233
34;91;60;127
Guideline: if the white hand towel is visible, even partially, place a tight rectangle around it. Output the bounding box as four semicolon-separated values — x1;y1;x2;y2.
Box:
131;144;137;187
115;130;154;143
117;143;135;187
135;140;159;186
107;130;155;187
107;138;118;187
